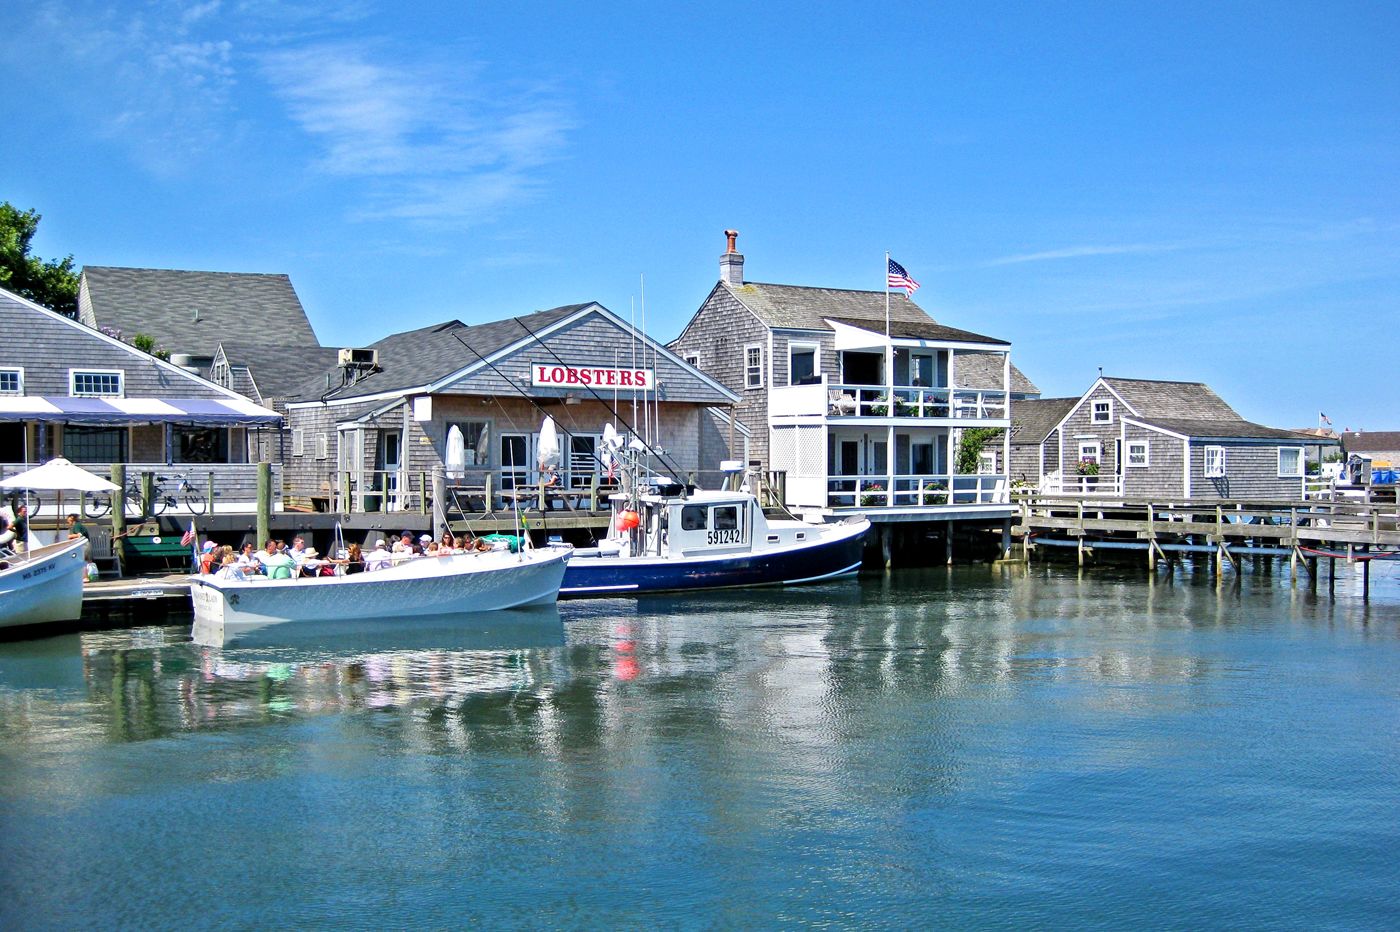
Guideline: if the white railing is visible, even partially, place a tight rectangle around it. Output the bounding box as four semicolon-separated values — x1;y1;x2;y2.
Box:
771;381;1010;420
1044;473;1122;496
0;462;280;516
827;473;1008;508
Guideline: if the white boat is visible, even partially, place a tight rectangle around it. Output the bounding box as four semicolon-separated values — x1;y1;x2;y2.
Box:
189;546;571;630
0;537;90;629
562;481;870;597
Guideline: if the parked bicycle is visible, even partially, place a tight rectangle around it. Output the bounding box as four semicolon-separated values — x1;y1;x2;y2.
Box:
85;472;207;517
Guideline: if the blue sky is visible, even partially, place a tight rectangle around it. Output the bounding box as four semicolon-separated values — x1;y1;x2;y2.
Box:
3;1;1397;429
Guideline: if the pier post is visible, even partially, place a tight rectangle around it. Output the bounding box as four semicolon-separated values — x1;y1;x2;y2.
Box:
431;469;446;542
589;473;600;512
945;522;954;565
880;525;892;569
1328;557;1336;597
256;461;271;546
111;463;128;577
1001;518;1011;561
1363;557;1370;601
140;470;154;520
206;470;216;516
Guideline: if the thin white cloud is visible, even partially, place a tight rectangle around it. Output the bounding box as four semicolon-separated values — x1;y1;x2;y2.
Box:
982;243;1178;267
259;42;572;226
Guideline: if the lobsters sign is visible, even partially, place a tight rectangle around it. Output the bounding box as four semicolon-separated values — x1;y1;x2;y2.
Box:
531;364;655;389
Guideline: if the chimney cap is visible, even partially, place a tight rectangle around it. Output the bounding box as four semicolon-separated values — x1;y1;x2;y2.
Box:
724;230;739;254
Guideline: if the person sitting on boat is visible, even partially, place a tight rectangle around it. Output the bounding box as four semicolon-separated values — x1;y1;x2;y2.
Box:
336;542;366;575
418;533;433;554
215;553;248;581
256;539;296;580
440;531;456;552
199;541;219;574
0;508;13;551
364;539;392;572
391;532;417;563
235;542;261;574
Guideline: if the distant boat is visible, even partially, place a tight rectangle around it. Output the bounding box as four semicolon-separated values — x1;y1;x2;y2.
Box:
0;538;90;629
189;547;571;630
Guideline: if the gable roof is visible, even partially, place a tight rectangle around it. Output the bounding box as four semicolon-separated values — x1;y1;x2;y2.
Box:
1100;377;1240;420
290;305;588;403
1128;416;1318;442
79;266;319;357
215;342;342;406
727;282;1009;345
1011;397;1078;443
1341;431;1400;453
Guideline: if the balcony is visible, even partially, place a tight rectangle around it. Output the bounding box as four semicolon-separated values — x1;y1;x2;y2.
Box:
771;381;1008;421
827;473;1008;509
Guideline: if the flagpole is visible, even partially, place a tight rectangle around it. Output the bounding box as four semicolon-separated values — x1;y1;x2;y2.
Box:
884;251;891;340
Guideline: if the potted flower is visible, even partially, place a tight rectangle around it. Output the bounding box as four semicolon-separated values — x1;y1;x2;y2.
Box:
921;481;948;505
1075;460;1099;477
860;481;886;507
867;394;889;417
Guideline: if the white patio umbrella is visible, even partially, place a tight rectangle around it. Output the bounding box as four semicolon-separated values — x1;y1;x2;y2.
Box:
445;425;466;480
538;416;561;472
0;457;119;547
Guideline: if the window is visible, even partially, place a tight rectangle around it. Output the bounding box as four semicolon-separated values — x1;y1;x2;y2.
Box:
978;451;997;475
62;426;127;463
316;433;329;460
292;429;305;457
1278;447;1303;477
1127;440;1149;467
681;505;707;530
71;369;123;397
744;344;763;389
174;427;227;464
1078;440;1101;464
713;505;738;530
1204;445;1226;478
447;420;490;466
1091;399;1113;424
683;353;700;368
0;368;22;395
788;344;818;385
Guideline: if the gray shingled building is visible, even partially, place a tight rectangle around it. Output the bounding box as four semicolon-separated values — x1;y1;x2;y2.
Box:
667;233;1037;516
281;303;739;512
1012;376;1331;499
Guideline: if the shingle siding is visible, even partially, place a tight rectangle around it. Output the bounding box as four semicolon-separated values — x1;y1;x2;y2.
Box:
669;285;767;468
1188;441;1305;500
1120;423;1187;499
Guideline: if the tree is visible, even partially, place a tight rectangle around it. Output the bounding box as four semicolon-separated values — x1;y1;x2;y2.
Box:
0;203;79;318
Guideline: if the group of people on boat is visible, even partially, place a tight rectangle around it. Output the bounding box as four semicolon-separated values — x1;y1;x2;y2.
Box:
199;531;503;581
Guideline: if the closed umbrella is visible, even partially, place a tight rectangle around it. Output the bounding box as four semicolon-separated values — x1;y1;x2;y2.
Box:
445;425;466;480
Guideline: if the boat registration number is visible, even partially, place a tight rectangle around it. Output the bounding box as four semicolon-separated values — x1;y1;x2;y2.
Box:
707;529;745;546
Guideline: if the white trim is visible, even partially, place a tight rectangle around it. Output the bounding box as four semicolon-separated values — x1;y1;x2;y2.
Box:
683;353;700;368
68;367;124;398
1120;417;1192;442
1048;378;1139;442
1126;439;1149;467
787;341;820;386
292;428;305;457
316;432;329;460
1077;439;1101;463
1183;437;1192;496
1091;398;1113;424
0;285;259;402
0;366;23;395
1277;446;1303;478
743;342;764;389
1203;445;1226;478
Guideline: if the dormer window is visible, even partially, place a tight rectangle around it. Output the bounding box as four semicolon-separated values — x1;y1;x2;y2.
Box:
1091;399;1113;424
70;369;123;397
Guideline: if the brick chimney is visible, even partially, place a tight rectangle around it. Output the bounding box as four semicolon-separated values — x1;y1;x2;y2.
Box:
719;229;744;286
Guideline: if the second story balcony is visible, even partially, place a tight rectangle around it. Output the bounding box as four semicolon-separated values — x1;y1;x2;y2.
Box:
771;378;1009;423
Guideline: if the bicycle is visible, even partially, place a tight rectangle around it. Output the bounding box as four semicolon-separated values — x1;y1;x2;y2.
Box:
85;472;207;517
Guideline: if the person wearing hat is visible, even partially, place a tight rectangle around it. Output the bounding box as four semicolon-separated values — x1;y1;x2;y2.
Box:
364;538;392;572
199;540;220;575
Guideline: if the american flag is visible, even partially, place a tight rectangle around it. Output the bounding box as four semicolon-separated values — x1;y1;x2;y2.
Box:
180;522;196;547
887;258;920;293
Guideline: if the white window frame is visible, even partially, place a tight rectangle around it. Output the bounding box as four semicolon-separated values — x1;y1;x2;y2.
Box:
69;368;124;398
1078;440;1101;464
787;342;820;386
1277;447;1303;478
1127;440;1149;467
316;432;329;460
977;451;997;475
1091;399;1113;424
683;353;700;368
743;343;764;390
0;367;23;395
1204;445;1226;478
292;429;305;457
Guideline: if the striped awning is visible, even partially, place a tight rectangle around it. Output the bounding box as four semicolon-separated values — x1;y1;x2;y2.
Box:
0;396;281;426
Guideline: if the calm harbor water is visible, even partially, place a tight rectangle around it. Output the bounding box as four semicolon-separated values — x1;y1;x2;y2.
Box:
1;562;1397;929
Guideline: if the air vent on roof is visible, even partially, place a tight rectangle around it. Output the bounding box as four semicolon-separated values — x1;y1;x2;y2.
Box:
337;348;379;368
